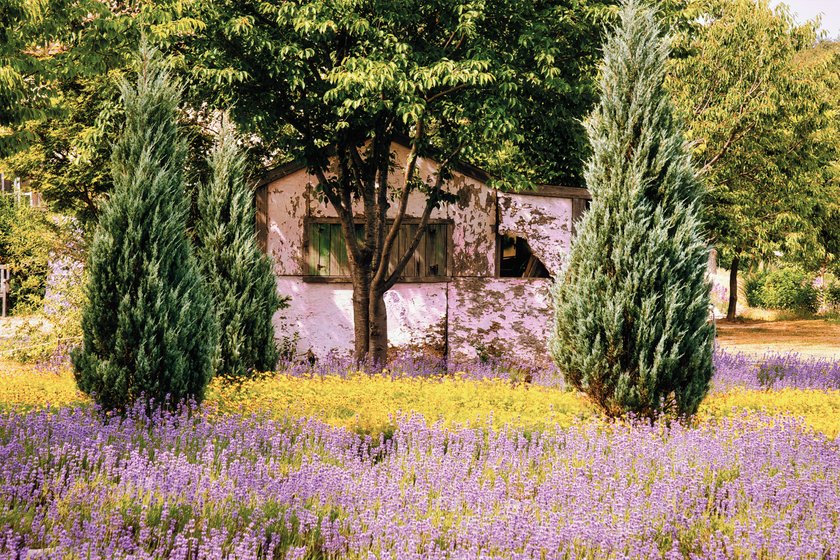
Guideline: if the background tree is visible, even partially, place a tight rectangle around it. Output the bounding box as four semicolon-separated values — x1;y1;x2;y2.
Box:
1;0;209;226
551;0;714;419
668;0;838;319
187;0;613;363
72;47;217;411
195;115;286;380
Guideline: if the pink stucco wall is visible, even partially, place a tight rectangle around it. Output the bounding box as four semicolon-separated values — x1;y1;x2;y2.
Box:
447;278;554;364
498;193;573;276
263;142;582;363
275;279;447;358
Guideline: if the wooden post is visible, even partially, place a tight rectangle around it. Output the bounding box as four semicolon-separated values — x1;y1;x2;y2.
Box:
0;265;9;318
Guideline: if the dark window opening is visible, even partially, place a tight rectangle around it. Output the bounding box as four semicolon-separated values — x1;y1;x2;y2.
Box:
499;234;550;278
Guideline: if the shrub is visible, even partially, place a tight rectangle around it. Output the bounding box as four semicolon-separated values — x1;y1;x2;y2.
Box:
71;47;218;412
745;267;818;312
0;199;58;313
194;116;287;381
7;254;85;365
550;0;715;420
822;274;840;309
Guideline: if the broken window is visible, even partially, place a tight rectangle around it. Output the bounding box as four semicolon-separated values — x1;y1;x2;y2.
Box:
498;234;550;278
305;220;449;280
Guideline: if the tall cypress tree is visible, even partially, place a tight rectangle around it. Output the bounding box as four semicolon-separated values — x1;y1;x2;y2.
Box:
72;47;217;411
194;116;285;380
550;0;714;420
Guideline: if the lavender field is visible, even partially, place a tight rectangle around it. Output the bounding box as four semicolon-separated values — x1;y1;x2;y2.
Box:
0;403;838;559
0;352;839;558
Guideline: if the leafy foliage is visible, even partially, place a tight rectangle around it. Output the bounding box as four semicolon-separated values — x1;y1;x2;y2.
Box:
668;1;840;279
181;0;617;361
187;0;613;187
551;0;714;419
745;267;818;313
1;0;212;226
0;198;58;313
194;116;286;381
71;47;217;412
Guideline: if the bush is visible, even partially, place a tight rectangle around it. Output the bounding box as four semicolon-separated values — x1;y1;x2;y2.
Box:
0;200;58;313
72;48;217;412
7;254;85;365
550;1;714;420
745;267;818;313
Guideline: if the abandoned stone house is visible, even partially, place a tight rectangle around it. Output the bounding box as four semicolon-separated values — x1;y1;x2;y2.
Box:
255;140;590;363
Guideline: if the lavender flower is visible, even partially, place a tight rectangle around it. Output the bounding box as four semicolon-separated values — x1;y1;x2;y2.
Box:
1;402;837;558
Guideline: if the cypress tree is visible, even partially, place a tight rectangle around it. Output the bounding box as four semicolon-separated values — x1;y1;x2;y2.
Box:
550;0;715;420
72;47;217;411
194;116;285;381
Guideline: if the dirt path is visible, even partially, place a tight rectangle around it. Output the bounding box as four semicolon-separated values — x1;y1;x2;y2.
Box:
716;319;840;359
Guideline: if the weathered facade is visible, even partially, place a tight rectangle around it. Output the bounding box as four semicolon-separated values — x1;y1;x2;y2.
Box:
256;142;590;363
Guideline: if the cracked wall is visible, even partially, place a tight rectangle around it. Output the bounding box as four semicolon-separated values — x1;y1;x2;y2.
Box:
497;193;572;276
261;142;582;363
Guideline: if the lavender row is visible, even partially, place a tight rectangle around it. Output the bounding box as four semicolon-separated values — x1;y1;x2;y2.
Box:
274;350;840;392
712;351;840;391
1;403;838;558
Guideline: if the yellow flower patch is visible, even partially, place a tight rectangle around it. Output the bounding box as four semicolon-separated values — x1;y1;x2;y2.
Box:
1;360;838;439
0;359;88;410
206;373;592;435
700;387;840;439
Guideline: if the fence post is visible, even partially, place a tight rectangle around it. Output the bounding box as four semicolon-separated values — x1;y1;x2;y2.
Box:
0;265;9;318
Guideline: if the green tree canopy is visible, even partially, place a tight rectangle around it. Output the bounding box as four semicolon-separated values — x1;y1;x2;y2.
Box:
1;0;209;224
668;0;839;318
181;0;613;362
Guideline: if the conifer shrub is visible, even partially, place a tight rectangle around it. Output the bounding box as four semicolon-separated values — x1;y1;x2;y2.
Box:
194;116;286;381
72;48;217;411
550;0;715;420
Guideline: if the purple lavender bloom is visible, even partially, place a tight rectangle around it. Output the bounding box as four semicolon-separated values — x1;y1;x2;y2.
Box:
1;402;838;558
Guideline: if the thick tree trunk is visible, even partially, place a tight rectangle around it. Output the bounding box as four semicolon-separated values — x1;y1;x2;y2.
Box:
368;289;388;366
352;270;371;363
726;255;739;320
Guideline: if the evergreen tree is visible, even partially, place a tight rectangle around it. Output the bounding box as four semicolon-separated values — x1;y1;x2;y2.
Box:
72;47;217;411
195;116;285;380
550;0;714;420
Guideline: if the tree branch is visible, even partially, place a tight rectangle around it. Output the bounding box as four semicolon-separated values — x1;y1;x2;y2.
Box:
382;141;461;290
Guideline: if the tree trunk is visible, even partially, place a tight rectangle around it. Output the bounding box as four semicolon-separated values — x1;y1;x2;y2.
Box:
726;255;739;320
352;269;371;363
368;289;388;366
818;264;828;314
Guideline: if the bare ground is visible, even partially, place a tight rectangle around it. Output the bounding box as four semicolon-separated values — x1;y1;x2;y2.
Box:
715;319;840;359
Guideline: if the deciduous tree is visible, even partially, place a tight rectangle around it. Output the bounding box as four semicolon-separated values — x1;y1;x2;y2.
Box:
188;0;612;363
668;0;838;319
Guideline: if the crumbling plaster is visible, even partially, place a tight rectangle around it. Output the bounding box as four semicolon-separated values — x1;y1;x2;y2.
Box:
262;144;578;363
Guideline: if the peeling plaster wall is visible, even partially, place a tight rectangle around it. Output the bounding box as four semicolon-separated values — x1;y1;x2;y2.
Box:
263;142;578;363
447;278;554;364
265;176;308;276
449;179;496;277
498;193;572;276
274;278;447;358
